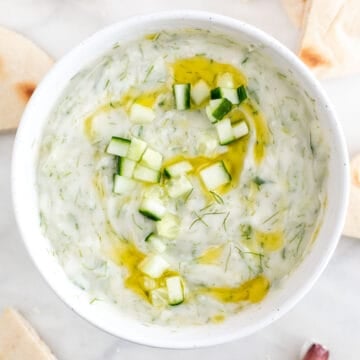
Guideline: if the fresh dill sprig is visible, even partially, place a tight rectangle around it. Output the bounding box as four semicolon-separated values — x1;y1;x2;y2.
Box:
222;212;230;231
224;244;232;272
189;211;226;229
189;212;209;229
89;297;102;304
210;191;224;205
184;188;193;203
143;64;154;82
235;247;264;273
263;209;282;224
239;224;253;240
132;214;143;230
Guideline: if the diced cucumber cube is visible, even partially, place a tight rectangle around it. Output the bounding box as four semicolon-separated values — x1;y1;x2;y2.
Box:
106;137;130;156
133;164;160;183
150;287;168;307
130;103;155;123
173;83;190;110
113;174;136;194
140;148;163;171
216;72;234;88
138;255;169;278
215;118;235;145
233;121;249;139
166;175;193;198
156;213;180;239
166;276;184;305
164;161;193;178
127;137;147;161
139;197;166;221
141;276;157;291
191;80;210;105
145;233;167;253
237;85;248;104
211;87;240;105
206;98;232;123
199;161;232;191
117;157;136;178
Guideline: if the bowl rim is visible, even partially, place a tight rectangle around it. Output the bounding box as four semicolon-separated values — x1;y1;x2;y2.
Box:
12;10;349;348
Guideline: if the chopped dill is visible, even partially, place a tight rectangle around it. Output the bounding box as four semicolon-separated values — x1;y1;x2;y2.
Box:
241;56;249;64
309;131;315;155
189;211;226;229
253;176;266;187
240;224;253;240
104;79;110;89
132;214;143;230
199;203;214;212
89;297;101;304
277;72;287;79
143;64;154;82
224;245;232;272
263;209;282;224
190;212;209;229
39;211;47;231
109;102;115;109
222;212;230;231
210;191;224;205
184;188;193;203
248;88;260;104
152;33;161;41
236;247;264;272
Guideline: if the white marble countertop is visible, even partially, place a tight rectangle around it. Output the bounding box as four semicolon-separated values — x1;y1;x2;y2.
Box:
1;0;360;359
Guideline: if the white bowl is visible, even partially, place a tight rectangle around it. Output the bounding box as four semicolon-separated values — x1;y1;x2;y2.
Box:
12;11;349;348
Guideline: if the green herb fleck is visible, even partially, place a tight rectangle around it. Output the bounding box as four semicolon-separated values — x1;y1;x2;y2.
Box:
132;214;143;230
210;191;224;205
277;72;287;79
224;245;232;272
253;176;266;187
190;212;209;229
143;64;154;82
184;188;193;203
89;297;101;304
236;247;264;273
240;224;253;240
222;212;230;231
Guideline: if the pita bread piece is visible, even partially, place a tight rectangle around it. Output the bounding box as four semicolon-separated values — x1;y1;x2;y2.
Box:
299;0;360;78
0;27;53;131
0;308;57;360
343;154;360;238
281;0;307;28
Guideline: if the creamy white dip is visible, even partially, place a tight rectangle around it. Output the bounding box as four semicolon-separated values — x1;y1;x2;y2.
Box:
37;29;329;326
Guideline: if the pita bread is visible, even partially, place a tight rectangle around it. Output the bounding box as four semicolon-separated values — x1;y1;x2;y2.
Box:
0;27;53;131
281;0;307;28
299;0;360;78
0;308;57;360
343;154;360;238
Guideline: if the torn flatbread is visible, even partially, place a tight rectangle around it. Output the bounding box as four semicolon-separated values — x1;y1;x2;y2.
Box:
0;308;57;360
343;154;360;238
0;27;53;131
299;0;360;78
281;0;307;28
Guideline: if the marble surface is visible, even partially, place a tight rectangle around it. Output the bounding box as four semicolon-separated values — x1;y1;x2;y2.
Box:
1;0;360;359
